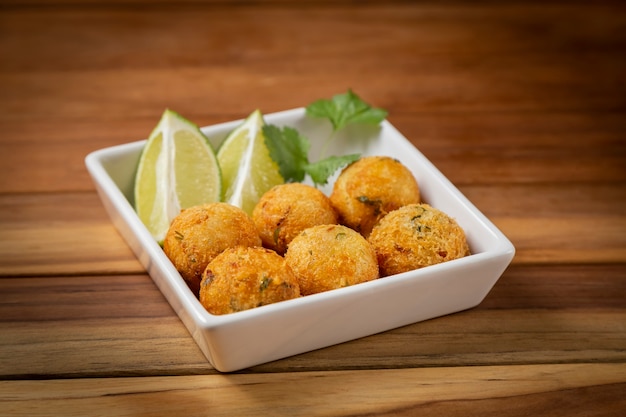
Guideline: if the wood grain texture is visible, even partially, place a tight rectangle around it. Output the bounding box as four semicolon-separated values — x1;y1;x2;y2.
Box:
2;182;624;277
1;265;624;378
0;0;625;415
1;364;625;416
1;111;625;193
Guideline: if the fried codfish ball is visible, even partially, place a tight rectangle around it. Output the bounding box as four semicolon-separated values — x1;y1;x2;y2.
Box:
163;203;262;295
330;156;420;237
252;183;338;255
199;246;300;315
368;203;470;277
285;224;379;295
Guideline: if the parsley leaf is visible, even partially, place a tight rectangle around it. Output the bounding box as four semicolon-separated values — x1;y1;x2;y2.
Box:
305;89;388;132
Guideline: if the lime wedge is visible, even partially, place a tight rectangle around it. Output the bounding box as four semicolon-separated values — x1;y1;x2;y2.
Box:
217;109;284;215
134;109;221;243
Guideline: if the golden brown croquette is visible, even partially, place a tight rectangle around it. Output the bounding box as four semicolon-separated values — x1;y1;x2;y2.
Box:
330;156;420;237
285;224;379;295
368;203;470;277
199;246;300;315
163;202;262;295
252;183;338;255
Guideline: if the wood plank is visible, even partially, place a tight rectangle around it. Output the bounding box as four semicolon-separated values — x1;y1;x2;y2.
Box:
0;4;623;127
0;265;622;321
0;223;142;276
2;214;617;275
1;57;623;124
1;364;625;416
494;216;626;264
0;317;213;378
3;181;625;277
0;193;142;276
480;263;626;310
1;265;623;377
460;183;626;218
3;4;624;73
0;275;173;323
0;111;624;194
10;3;626;63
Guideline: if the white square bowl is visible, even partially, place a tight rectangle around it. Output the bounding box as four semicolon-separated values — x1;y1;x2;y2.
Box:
85;107;515;372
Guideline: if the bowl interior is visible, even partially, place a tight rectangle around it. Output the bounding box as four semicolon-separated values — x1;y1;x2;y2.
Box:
88;109;514;321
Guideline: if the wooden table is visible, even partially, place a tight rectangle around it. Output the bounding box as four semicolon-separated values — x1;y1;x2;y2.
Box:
1;1;625;415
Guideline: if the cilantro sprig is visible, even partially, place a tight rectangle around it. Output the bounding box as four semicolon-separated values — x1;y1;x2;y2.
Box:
262;124;360;186
263;89;387;187
306;89;388;132
307;89;388;159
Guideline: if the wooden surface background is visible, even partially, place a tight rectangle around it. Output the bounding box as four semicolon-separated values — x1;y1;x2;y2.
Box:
1;1;625;415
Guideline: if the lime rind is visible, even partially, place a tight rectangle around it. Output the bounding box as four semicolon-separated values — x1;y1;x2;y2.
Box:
217;110;263;204
217;110;284;215
134;109;222;243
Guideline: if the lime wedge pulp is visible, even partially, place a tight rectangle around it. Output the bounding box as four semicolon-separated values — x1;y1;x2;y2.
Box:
217;109;284;215
134;109;222;243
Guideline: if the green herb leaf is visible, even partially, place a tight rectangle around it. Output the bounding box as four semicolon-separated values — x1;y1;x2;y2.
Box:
356;195;383;216
260;275;272;292
262;124;309;183
305;89;388;132
263;90;384;186
305;154;360;186
263;124;359;186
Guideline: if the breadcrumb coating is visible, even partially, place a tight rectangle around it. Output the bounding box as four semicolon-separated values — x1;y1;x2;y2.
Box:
330;156;420;237
163;203;262;295
252;183;338;255
199;246;300;315
285;224;379;295
368;203;470;277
